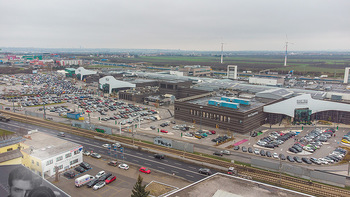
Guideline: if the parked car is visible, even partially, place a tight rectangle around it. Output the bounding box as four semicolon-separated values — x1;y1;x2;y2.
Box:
254;148;260;155
160;130;168;133
234;146;240;151
93;181;106;190
83;150;90;156
198;168;212;175
75;166;85;173
139;167;151;174
209;130;216;134
105;175;116;184
86;179;100;188
287;156;295;162
279;154;286;160
57;132;65;137
118;163;129;170
91;153;101;159
108;161;118;167
80;162;91;170
63;171;75;179
248;147;253;153
102;144;110;148
242;146;247;152
96;171;106;179
273;152;279;159
260;150;266;156
266;151;272;157
98;173;112;181
293;156;302;163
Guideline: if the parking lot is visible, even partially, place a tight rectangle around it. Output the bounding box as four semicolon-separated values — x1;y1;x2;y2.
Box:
49;156;190;197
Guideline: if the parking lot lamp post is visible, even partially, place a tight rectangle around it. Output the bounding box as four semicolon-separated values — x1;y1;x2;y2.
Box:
199;106;203;132
12;100;15;113
279;157;282;184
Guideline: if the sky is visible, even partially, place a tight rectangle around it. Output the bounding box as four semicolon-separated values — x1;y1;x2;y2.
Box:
1;0;349;51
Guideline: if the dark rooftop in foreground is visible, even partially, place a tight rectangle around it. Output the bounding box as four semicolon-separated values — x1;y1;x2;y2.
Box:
167;173;312;197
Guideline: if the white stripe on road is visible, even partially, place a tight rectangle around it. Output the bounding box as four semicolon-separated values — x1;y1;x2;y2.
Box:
158;167;165;170
132;159;139;163
174;162;182;165
186;174;194;178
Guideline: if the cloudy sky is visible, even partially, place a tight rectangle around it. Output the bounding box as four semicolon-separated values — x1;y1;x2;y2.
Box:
1;0;349;51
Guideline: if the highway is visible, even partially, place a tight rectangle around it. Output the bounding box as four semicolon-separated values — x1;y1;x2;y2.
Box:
1;121;217;182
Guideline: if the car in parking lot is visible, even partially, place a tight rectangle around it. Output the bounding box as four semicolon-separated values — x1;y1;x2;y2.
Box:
287;156;295;162
302;157;312;164
93;181;106;190
273;152;279;159
266;151;272;157
80;162;91;170
293;156;302;163
108;161;118;167
139;167;151;174
63;171;75;179
254;148;259;155
234;146;240;151
91;153;101;159
279;154;286;160
248;147;253;153
105;175;116;184
260;150;266;156
83;150;90;156
57;132;65;137
242;146;247;152
112;143;122;148
198;168;212;175
75;166;86;173
86;179;99;188
102;144;110;148
96;171;106;178
118;163;129;170
98;173;112;181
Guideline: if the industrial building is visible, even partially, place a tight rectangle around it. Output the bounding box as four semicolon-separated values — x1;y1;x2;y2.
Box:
174;93;271;133
264;94;350;125
56;59;82;66
99;76;136;94
75;67;98;81
179;65;212;77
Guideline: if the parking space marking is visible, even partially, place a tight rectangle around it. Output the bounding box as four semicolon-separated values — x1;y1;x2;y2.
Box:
188;166;196;169
158;166;165;170
174;162;182;165
186;174;194;178
163;160;168;162
135;152;143;155
132;159;139;163
144;163;151;166
171;170;179;173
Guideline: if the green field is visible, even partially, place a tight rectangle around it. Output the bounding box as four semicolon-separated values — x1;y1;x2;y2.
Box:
81;54;350;77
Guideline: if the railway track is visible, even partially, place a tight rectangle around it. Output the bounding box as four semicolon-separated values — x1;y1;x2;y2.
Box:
3;110;350;197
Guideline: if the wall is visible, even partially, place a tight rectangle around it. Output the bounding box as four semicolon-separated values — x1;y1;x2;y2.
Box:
0;144;20;153
0;157;22;166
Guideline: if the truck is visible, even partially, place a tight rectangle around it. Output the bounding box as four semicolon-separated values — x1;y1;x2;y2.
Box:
0;114;10;122
75;174;95;187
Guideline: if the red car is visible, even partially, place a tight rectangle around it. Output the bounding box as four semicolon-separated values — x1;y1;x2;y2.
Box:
160;130;168;133
139;167;151;174
105;175;116;184
86;110;91;113
209;130;216;134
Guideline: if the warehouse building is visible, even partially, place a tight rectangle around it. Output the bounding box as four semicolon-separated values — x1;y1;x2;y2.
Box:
99;76;136;94
264;94;350;125
174;93;272;133
75;67;97;81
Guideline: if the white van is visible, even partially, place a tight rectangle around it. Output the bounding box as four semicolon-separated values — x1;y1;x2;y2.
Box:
75;174;95;187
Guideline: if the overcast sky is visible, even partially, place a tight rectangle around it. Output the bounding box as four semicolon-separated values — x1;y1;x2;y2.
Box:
1;0;349;51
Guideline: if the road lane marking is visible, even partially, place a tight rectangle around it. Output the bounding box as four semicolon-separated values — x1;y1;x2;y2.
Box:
186;174;194;178
174;162;182;165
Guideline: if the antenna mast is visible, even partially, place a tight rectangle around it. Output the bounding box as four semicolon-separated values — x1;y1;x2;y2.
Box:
220;43;224;64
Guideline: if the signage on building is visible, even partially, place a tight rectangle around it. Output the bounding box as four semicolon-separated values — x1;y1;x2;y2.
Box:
248;111;258;117
297;99;308;104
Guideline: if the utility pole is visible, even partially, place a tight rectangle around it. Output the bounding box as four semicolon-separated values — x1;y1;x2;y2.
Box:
43;103;46;119
12;100;15;113
199;106;203;132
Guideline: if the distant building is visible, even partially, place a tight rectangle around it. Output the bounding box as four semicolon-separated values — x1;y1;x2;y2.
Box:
227;65;238;80
179;65;212;77
56;60;82;66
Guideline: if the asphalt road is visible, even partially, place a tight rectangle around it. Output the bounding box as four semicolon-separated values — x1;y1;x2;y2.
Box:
1;121;215;182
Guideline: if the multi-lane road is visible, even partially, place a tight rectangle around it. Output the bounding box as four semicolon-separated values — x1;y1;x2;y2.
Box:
1;120;216;182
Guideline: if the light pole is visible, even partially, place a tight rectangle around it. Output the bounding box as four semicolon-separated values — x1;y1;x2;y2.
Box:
199;106;203;132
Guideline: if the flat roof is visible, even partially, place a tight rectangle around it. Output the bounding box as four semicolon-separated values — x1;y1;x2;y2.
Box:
21;131;82;160
167;173;312;197
187;96;265;112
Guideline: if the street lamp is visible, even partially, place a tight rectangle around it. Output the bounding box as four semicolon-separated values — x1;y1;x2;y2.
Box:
199;106;203;132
